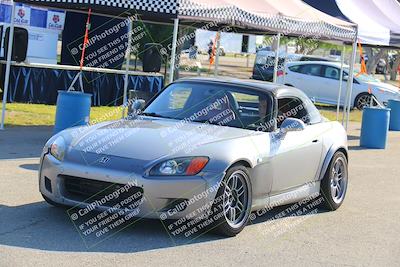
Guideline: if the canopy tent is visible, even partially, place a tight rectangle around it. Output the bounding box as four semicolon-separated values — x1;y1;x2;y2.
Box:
1;0;358;129
304;0;400;47
15;0;356;41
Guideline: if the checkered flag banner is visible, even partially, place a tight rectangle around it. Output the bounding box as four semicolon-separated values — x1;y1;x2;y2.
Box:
178;0;356;42
17;0;179;17
16;0;356;41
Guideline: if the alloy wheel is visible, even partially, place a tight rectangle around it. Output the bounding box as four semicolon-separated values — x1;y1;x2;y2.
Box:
330;157;348;204
356;94;372;110
223;170;249;228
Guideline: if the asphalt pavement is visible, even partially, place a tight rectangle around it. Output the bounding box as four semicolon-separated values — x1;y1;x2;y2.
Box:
0;123;399;266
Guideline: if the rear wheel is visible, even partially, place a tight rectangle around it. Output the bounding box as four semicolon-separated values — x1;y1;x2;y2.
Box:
320;152;348;211
212;165;252;237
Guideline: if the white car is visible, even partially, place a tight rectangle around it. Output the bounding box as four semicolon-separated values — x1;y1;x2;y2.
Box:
278;61;400;109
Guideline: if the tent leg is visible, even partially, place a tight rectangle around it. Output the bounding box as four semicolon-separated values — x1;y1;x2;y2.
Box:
273;33;281;83
344;36;358;130
337;45;345;122
169;18;179;84
282;44;288;84
214;31;221;76
0;1;16;130
122;18;133;118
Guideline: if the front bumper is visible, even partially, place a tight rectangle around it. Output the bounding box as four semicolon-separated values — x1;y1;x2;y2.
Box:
39;153;224;221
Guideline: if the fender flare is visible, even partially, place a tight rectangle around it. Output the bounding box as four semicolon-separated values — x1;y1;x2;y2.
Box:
318;144;348;181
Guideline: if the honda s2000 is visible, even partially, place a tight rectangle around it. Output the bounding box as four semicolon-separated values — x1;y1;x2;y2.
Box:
40;78;348;236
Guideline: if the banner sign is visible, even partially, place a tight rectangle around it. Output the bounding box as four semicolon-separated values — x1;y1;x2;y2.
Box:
0;0;65;32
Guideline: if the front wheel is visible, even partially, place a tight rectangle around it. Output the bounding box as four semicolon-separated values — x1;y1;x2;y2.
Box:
212;165;252;237
320;152;348;211
355;93;374;110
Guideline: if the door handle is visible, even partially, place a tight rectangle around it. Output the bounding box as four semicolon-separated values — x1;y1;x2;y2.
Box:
312;139;319;143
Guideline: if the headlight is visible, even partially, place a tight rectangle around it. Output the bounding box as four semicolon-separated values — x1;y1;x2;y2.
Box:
50;136;66;161
149;157;209;176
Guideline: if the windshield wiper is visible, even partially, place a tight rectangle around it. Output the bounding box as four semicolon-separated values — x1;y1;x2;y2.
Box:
141;112;177;120
141;112;164;118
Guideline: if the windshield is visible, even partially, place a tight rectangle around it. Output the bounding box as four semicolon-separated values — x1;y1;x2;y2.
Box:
354;73;380;83
142;82;274;131
344;69;380;83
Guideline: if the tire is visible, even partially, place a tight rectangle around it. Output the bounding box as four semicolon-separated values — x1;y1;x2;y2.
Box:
320;152;348;211
354;93;374;110
42;194;68;208
212;165;252;237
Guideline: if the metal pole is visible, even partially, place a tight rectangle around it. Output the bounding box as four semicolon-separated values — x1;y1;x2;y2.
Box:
214;31;221;77
282;44;288;84
0;1;16;130
336;45;345;121
169;18;179;84
122;18;133;118
344;33;358;130
273;33;281;83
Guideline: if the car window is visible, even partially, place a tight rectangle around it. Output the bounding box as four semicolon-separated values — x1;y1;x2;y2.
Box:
323;66;340;80
288;65;301;73
168;87;192;109
298;64;322;77
144;82;274;131
255;54;284;68
276;97;322;128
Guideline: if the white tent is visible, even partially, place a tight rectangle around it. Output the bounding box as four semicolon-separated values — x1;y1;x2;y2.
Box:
305;0;400;47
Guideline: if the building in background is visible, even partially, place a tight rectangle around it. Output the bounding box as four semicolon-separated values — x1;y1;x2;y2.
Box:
195;29;257;54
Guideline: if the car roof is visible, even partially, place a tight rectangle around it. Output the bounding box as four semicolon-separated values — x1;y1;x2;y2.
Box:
174;77;308;98
287;61;349;68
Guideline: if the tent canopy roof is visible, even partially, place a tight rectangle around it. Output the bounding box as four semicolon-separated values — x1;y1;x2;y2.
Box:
15;0;356;42
304;0;400;47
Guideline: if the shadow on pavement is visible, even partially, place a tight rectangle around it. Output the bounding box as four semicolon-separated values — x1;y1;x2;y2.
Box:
347;135;360;141
19;163;40;171
0;197;328;253
348;145;382;151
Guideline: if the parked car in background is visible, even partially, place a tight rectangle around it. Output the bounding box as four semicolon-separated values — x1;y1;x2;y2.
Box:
375;59;387;74
252;50;335;82
278;61;400;109
40;77;349;237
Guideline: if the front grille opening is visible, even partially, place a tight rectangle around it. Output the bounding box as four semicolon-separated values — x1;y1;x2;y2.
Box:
61;175;143;208
160;198;189;213
44;176;52;193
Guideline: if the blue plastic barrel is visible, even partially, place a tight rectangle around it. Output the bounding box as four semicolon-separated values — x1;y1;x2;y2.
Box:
388;99;400;131
360;107;391;149
54;90;92;134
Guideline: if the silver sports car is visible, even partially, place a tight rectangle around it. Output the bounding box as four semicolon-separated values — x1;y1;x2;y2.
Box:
39;77;348;236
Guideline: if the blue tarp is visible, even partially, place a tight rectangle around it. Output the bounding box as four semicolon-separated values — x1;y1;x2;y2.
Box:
4;65;164;106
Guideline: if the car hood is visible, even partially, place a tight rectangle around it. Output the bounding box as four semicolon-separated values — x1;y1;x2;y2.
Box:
67;117;252;161
367;81;400;94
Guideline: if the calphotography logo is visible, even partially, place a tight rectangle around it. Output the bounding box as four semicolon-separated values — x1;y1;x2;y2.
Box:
99;156;111;164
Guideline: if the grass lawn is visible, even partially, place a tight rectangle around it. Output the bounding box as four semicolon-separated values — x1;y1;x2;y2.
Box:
2;103;122;126
1;102;362;127
317;105;362;123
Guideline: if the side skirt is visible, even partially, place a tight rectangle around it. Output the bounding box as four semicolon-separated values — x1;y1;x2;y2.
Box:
251;181;320;211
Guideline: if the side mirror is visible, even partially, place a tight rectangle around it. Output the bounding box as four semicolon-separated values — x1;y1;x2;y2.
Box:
280;118;306;135
128;99;145;117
